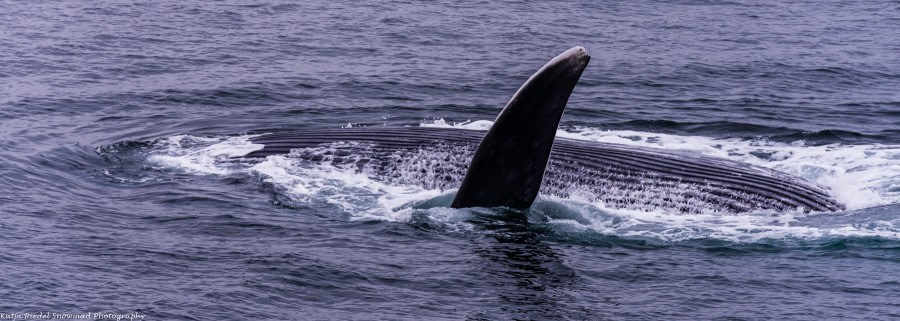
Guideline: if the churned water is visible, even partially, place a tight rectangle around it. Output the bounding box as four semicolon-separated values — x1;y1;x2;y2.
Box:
1;1;899;320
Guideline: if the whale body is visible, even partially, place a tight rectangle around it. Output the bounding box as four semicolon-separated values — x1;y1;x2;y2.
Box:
244;127;843;213
239;47;844;213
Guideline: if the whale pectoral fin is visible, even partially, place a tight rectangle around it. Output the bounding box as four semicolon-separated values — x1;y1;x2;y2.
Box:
450;47;591;209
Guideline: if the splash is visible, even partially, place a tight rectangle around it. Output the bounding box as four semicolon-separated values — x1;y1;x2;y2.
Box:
531;198;899;243
146;135;264;175
249;154;443;222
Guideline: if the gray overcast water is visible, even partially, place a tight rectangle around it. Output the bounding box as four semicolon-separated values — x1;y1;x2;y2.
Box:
1;1;898;320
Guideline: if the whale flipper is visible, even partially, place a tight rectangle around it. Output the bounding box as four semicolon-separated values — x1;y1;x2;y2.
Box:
450;47;591;209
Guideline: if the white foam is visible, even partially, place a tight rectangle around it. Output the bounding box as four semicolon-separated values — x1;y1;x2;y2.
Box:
420;118;493;131
249;155;443;222
534;196;898;243
147;135;263;175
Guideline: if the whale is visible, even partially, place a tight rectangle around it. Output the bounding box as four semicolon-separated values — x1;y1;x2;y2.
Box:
240;47;844;214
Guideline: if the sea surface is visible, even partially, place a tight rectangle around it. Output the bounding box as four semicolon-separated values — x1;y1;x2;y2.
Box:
1;0;899;320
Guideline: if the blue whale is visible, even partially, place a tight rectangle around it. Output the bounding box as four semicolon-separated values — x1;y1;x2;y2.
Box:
241;47;843;214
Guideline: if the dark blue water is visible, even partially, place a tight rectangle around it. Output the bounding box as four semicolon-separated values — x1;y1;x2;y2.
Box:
2;1;899;320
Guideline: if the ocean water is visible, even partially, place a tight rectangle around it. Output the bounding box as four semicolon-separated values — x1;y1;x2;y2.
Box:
1;0;899;320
